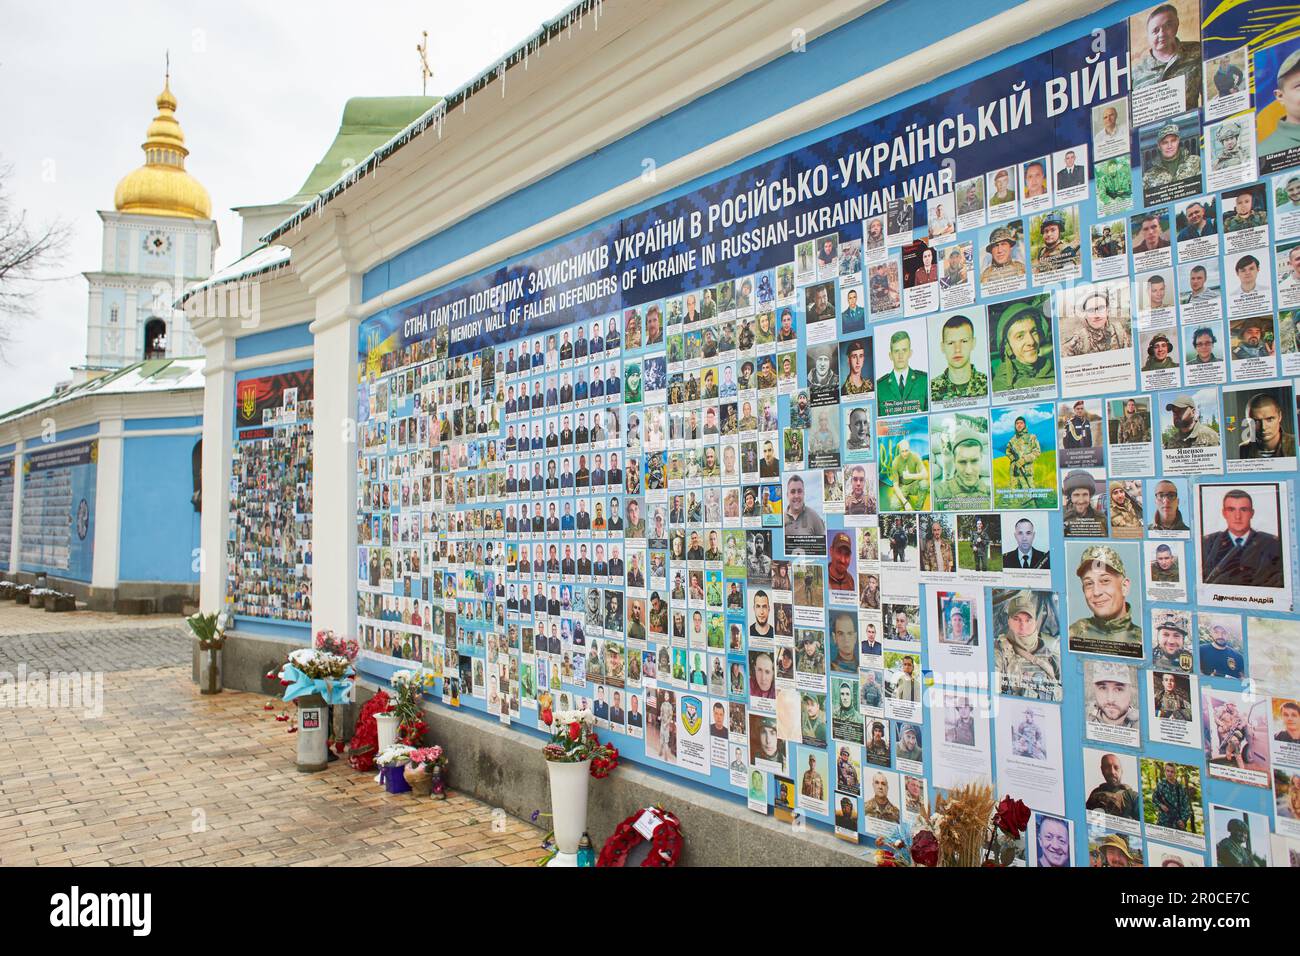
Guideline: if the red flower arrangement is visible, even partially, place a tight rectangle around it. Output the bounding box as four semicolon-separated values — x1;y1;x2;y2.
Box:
346;690;392;772
596;807;683;867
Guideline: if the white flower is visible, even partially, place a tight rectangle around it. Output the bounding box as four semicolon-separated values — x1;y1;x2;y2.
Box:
375;744;417;767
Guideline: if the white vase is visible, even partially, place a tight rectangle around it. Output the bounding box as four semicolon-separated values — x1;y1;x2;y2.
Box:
374;712;399;752
546;757;591;865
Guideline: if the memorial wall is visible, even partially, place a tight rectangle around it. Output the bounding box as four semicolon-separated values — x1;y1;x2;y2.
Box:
18;440;98;583
0;458;14;573
344;0;1300;864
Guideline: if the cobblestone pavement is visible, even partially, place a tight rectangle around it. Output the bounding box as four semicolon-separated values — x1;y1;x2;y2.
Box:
0;609;544;867
0;603;181;636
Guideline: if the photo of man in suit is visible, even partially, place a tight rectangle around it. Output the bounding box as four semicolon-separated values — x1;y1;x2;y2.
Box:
1003;516;1050;570
876;328;928;416
1199;487;1284;588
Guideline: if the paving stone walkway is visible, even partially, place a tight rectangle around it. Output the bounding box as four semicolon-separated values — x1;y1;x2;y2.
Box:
0;605;544;866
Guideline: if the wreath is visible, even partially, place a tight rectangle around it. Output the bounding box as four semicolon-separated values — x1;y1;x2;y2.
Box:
596;807;683;867
346;690;393;772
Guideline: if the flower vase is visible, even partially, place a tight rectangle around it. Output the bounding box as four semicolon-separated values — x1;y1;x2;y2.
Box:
403;763;432;795
545;757;591;867
374;711;399;752
430;764;448;800
382;765;411;794
198;645;223;695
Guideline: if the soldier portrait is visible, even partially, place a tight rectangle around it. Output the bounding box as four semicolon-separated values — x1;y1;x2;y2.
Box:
918;512;957;574
987;295;1056;397
929;416;992;512
993;403;1057;510
1160;391;1221;454
1223;384;1297;465
1210;806;1268;867
928;309;989;407
1208;117;1250;173
1197;612;1245;679
874;321;929;417
1061;468;1107;538
992;588;1062;701
1258;46;1300;174
1151;672;1194;724
1138;112;1203;207
1128;1;1202;115
1067;541;1144;659
978;221;1027;293
1084;659;1141;747
1029;207;1082;281
1151;610;1194;672
1146;477;1190;535
1084;748;1140;822
1141;759;1201;836
1061;281;1132;363
1222;184;1269;236
1108;396;1152;448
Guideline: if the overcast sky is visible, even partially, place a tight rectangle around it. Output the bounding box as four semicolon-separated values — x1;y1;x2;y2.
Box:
0;0;576;411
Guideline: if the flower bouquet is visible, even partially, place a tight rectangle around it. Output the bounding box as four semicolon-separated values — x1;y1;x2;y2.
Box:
278;648;354;705
390;669;434;746
188;610;231;695
375;744;417;794
896;783;1030;867
404;745;448;797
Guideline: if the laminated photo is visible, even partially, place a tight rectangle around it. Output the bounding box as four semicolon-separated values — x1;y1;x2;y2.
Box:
1058;281;1135;397
1138;111;1203;207
1066;540;1144;659
1094;154;1134;216
1228;313;1277;380
1056;398;1104;469
1130;209;1173;272
1205;113;1256;192
869;258;903;322
938;241;976;310
985;165;1018;222
1202;46;1250;122
1083;659;1141;747
997;698;1065;815
1182;322;1226;385
1127;0;1202;125
929;411;992;512
931;689;992;791
1221;380;1297;473
1090;217;1129;280
1091;98;1131;160
873;317;928;417
1146;476;1191;538
1028;205;1082;285
1105;396;1155;477
1140;758;1204;848
1202;688;1271;788
1052;144;1089;203
955;175;987;232
977;219;1027;296
998;514;1052;582
1146;671;1200;749
1255;39;1300;176
1159;387;1223;476
1195;481;1291;612
1082;746;1141;835
991;587;1061;700
987;294;1057;405
1173;195;1219;260
991;402;1058;509
927;308;989;411
1176;258;1223;326
1138;328;1181;391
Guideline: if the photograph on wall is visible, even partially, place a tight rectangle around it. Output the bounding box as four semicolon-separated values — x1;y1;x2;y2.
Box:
1058;281;1136;397
902;240;940;316
1130;209;1173;272
1019;156;1052;214
1203;45;1249;121
926;588;982;673
1277;171;1300;239
1174;194;1218;259
1053;144;1089;203
1177;259;1223;328
991;588;1060;700
1209;805;1270;867
1061;468;1108;538
1105;396;1155;477
1159;388;1223;476
1092;98;1131;160
1028;812;1074;868
1144;539;1187;602
977;220;1027;296
928;412;991;512
1139;111;1203;207
997;697;1065;815
1082;746;1141;835
1127;0;1201;125
1146;669;1200;749
1226;252;1275;319
998;513;1051;581
1027;206;1082;285
1090;217;1129;279
1206;114;1256;192
1228;314;1277;380
1202;687;1271;788
866;255;902;322
927;308;989;410
1181;320;1225;385
1083;658;1141;748
985;166;1018;222
1140;758;1204;849
1255;39;1300;175
1221;380;1297;472
1066;540;1143;659
1056;398;1103;469
939;241;976;310
990;402;1057;509
1095;154;1134;217
986;294;1056;404
873;317;928;417
1138;329;1181;391
1195;481;1291;612
877;416;930;513
931;689;992;792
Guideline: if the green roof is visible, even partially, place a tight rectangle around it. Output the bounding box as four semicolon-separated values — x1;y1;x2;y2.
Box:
283;96;442;206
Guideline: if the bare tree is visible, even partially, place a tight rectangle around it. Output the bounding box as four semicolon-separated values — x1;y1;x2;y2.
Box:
0;161;71;355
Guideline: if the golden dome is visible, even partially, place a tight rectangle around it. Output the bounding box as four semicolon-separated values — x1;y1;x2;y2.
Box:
114;74;211;220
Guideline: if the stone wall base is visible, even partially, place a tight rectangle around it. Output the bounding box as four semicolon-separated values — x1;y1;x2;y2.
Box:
6;571;198;614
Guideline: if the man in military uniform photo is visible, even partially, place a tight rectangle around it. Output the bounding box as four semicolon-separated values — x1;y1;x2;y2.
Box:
835;745;860;794
1152;613;1193;671
1200;487;1284;588
1260;50;1300;163
1130;3;1202;112
1142;333;1177;371
930;314;988;403
920;518;956;574
1109;481;1143;533
1034;211;1080;275
1238;392;1296;459
1115;398;1150;445
1070;545;1141;654
1149;543;1180;583
886;438;928;512
933;427;990;510
800;753;824;800
968;516;991;572
845;464;874;515
897;724;923;763
1088;660;1140;733
1161;396;1219;449
981;225;1026;290
1216;817;1266;867
1231;316;1272;360
1142;122;1201;204
1151;761;1193;830
1148;479;1189;532
1153;674;1192;723
1085;751;1140;820
864;772;900;822
1062;470;1106;536
990;297;1055;392
994;590;1060;700
1062;400;1094;451
1200;623;1245;678
1223;187;1267;233
875;329;928;414
1212;121;1247;170
1004;415;1041;490
1064;286;1129;357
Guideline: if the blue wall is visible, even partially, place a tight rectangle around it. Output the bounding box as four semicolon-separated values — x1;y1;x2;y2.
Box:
234;322;314;360
118;433;201;583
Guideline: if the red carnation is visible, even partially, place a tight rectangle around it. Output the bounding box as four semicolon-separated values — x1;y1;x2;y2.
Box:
567;721;581;741
993;796;1031;839
910;829;939;867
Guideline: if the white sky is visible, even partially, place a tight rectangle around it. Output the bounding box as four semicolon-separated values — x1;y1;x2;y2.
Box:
0;0;576;411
